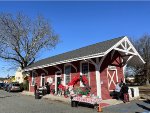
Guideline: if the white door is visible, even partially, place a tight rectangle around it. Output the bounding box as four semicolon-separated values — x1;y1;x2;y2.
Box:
107;68;118;91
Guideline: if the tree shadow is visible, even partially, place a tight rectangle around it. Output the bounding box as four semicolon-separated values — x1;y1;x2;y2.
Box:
0;95;12;98
136;103;150;111
143;99;150;104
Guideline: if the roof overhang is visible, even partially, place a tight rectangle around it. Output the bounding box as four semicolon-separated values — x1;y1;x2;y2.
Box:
24;52;105;71
106;36;145;66
24;36;145;72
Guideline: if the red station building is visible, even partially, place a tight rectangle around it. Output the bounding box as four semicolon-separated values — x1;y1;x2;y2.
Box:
24;36;145;100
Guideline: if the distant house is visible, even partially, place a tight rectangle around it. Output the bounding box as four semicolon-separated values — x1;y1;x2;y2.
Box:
10;76;15;83
15;68;24;83
0;78;5;83
3;76;15;83
3;79;9;83
24;36;145;100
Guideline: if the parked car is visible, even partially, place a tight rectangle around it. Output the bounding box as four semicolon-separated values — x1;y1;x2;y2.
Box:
7;83;21;92
3;83;9;91
0;83;5;89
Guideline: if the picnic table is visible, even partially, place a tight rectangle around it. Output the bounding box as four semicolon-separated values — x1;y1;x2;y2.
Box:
71;96;102;108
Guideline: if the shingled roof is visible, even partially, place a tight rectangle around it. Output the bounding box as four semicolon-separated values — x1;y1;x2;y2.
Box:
24;36;125;71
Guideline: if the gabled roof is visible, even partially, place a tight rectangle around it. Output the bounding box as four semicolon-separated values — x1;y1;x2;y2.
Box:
24;36;145;71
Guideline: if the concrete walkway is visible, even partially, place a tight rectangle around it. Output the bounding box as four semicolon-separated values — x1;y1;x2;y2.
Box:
21;91;127;108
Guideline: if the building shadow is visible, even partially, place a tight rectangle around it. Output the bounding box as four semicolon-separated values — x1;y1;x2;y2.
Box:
136;103;150;111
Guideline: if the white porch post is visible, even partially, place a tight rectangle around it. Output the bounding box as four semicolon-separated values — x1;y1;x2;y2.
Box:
123;64;127;83
88;56;107;99
96;65;101;98
88;58;102;98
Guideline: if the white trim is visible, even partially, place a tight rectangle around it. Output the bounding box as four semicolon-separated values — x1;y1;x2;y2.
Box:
123;64;127;83
53;66;62;73
41;68;48;75
125;40;127;49
105;37;126;55
87;56;107;98
40;73;45;87
107;68;118;91
80;61;90;87
95;66;101;98
55;71;61;94
67;63;77;72
125;37;145;64
32;70;38;75
86;58;101;97
64;64;71;86
114;48;136;55
121;43;126;50
98;55;107;70
126;55;134;64
127;46;132;51
24;53;104;71
95;57;101;98
24;36;145;72
31;71;36;86
105;36;145;64
116;69;118;82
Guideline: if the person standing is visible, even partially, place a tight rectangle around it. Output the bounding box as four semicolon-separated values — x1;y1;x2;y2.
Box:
121;83;129;103
46;82;50;94
34;83;37;95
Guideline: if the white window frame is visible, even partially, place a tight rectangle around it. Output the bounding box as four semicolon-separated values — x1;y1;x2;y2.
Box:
80;61;90;87
64;64;71;85
55;71;62;94
40;73;45;87
31;72;35;86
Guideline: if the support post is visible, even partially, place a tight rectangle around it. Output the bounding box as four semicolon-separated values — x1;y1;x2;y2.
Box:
123;64;127;83
41;68;48;75
88;57;103;98
96;66;101;98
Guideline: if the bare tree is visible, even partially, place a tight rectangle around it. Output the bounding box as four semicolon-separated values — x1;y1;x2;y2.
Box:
131;34;150;85
0;12;59;69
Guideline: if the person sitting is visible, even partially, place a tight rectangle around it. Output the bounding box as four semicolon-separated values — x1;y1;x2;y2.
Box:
114;82;121;100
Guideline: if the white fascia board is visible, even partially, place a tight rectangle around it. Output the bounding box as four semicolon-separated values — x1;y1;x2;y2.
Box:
125;37;146;64
105;36;127;55
114;48;137;55
24;52;104;72
105;36;145;64
137;54;145;64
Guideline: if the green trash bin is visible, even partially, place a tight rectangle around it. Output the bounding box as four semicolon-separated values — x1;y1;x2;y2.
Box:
35;89;41;99
130;88;134;97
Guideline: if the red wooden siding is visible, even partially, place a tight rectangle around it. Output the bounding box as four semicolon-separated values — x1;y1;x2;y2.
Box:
28;51;125;100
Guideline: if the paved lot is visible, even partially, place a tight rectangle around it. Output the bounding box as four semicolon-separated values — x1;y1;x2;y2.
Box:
0;90;149;113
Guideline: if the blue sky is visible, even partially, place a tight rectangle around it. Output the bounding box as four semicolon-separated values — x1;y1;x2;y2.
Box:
0;1;150;77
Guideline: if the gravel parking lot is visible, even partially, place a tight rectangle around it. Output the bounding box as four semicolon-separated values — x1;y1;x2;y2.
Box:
0;90;149;113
